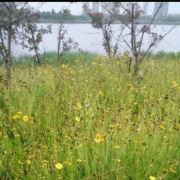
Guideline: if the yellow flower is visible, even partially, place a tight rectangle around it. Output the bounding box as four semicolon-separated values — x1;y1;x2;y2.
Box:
159;124;166;130
13;114;20;120
42;160;49;164
172;80;178;88
99;91;103;96
114;145;120;149
94;132;105;143
77;159;83;163
22;115;29;122
14;133;20;137
61;64;68;69
117;159;121;163
149;175;156;180
55;163;63;170
169;168;176;173
76;101;82;110
17;111;23;116
26;159;31;165
75;116;80;122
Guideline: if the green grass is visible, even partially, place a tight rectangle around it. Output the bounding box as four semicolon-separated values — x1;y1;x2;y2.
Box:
1;51;180;65
0;56;180;179
150;51;180;60
4;51;98;66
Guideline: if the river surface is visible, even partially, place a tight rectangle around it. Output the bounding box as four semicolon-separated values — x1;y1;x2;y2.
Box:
12;23;180;57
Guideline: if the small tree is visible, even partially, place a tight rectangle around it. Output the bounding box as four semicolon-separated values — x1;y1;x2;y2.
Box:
0;2;32;83
0;2;50;84
19;12;51;65
101;2;176;75
83;3;125;58
57;9;79;64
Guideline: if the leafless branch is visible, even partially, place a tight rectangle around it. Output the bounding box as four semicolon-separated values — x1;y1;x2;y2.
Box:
143;25;177;61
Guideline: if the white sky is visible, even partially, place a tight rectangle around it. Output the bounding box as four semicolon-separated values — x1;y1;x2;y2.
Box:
28;2;180;15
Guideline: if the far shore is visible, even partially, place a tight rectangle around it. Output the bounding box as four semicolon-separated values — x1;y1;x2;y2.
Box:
38;19;180;25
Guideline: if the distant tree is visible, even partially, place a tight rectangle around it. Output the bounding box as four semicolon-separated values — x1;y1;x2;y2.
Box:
0;2;51;85
51;8;56;17
83;3;125;58
19;12;51;65
0;2;35;84
100;2;176;75
57;9;79;64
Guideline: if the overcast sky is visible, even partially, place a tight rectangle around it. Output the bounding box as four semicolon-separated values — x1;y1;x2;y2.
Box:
28;2;180;15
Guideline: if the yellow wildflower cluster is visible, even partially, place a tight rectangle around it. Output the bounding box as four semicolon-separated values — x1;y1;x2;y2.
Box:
12;111;32;122
75;116;80;122
159;124;166;130
94;132;106;143
149;175;156;180
60;64;73;75
12;111;22;120
55;163;63;170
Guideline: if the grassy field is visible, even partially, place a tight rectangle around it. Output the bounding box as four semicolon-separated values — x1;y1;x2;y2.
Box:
0;55;180;179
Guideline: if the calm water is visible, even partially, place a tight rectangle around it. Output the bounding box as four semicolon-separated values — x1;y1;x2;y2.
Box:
12;23;180;57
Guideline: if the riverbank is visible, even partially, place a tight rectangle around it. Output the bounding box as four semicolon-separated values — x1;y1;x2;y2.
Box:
38;18;180;25
1;51;180;66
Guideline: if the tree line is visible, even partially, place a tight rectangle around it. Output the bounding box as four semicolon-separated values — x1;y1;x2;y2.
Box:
39;9;90;22
38;8;180;24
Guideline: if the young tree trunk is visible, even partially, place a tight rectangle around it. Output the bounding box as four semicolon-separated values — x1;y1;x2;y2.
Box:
31;31;41;65
107;43;112;58
130;4;140;76
5;25;12;85
57;23;63;64
34;47;41;65
103;28;112;59
5;57;12;84
128;57;132;73
57;38;61;64
133;58;139;76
